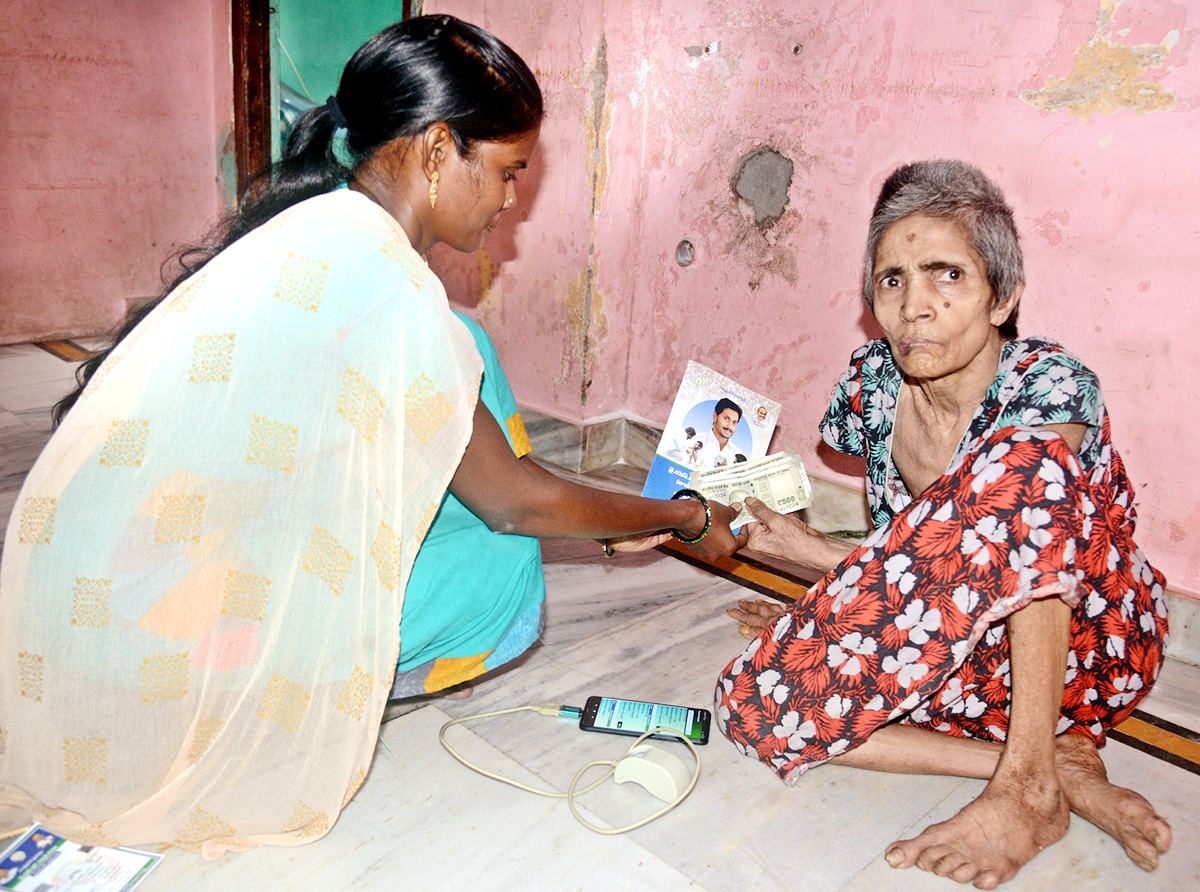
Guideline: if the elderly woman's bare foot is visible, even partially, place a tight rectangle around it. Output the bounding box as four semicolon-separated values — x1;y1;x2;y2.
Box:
885;774;1068;889
1055;733;1171;870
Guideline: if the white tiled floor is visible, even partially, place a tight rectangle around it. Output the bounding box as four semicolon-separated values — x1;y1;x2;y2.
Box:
143;547;1200;891
3;343;1200;890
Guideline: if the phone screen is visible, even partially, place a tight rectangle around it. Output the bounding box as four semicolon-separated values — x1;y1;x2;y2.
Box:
581;696;710;744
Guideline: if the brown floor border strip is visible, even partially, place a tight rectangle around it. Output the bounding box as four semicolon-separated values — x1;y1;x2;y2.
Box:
34;340;97;362
661;543;1200;774
1127;708;1200;742
1110;713;1200;773
1108;728;1200;776
657;540;809;602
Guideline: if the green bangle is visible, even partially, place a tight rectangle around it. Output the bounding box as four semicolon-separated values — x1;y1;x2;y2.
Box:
670;488;711;544
601;538;615;558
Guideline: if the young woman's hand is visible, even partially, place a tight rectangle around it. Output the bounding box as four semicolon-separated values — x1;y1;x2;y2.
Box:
684;499;741;561
605;498;740;558
604;531;673;554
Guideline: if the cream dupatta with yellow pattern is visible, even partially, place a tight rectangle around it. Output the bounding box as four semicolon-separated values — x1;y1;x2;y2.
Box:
0;190;481;858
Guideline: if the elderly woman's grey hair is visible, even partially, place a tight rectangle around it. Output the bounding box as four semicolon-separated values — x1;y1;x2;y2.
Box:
863;159;1024;339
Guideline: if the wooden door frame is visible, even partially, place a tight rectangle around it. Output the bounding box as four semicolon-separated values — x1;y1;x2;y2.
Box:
231;0;272;197
231;1;418;198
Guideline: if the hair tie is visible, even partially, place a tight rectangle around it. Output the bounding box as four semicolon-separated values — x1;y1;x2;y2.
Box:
325;95;349;131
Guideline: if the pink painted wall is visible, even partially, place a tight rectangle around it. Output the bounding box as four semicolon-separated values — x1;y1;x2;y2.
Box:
0;0;234;344
433;0;1199;599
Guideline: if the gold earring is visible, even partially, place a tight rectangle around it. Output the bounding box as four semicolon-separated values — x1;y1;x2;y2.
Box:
428;170;438;210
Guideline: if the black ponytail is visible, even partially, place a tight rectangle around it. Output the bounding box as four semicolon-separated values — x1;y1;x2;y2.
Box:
53;15;541;426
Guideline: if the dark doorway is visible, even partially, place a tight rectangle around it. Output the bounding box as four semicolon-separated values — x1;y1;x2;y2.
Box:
230;0;417;196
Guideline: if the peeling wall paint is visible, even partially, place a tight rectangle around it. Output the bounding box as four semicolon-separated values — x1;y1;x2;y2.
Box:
1022;0;1178;120
575;34;611;405
431;0;1199;598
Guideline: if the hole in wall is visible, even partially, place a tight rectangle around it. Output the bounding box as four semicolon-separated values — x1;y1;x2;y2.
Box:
733;148;794;226
684;41;720;58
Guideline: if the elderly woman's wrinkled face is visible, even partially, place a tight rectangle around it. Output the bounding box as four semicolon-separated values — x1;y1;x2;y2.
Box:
871;215;1017;386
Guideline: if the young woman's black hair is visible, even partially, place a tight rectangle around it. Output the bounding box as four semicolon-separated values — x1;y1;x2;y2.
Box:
54;14;542;425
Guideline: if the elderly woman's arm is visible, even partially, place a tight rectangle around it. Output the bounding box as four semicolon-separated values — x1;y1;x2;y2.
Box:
725;497;857;636
729;422;1087;637
1042;422;1086;455
739;421;1086;574
737;497;856;576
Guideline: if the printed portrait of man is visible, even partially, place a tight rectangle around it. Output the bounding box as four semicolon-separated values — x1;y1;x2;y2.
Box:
694;397;743;469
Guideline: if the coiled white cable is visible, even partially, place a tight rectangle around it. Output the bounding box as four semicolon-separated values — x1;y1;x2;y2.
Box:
438;702;701;835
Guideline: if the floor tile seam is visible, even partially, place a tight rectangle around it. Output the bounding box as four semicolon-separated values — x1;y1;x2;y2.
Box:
832;778;982;892
0;416;53;438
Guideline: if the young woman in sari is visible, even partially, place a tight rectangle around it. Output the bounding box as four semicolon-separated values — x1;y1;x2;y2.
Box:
0;15;735;857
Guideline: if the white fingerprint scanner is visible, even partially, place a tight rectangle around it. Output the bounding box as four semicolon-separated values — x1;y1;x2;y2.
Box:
613;743;693;802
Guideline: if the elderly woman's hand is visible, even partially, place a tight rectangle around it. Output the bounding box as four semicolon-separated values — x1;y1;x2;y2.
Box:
739;497;854;575
726;598;787;639
740;497;818;560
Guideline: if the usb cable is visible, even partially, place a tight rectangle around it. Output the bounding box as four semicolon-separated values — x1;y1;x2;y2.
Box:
438;702;700;834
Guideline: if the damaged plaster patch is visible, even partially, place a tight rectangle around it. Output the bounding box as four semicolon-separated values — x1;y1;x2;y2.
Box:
1021;0;1176;121
569;34;612;405
734;148;794;226
563;265;608;387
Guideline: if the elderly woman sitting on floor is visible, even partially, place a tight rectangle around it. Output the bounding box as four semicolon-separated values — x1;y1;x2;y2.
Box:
721;159;1171;889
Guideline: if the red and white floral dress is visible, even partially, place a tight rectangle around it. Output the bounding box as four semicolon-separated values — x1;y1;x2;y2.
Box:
716;338;1169;782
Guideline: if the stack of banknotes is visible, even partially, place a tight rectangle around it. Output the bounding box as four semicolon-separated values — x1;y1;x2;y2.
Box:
689;450;812;526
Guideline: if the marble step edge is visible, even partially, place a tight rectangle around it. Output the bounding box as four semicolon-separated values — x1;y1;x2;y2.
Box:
520;408;1200;669
523;407;660;476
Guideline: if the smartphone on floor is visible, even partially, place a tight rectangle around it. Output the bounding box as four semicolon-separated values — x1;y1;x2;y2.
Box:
578;694;710;745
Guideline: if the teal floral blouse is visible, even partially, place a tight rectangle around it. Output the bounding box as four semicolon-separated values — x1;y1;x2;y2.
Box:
818;337;1111;531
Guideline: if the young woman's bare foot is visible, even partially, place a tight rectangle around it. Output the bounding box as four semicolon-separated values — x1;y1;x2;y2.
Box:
885;774;1069;889
442;684;474;700
1055;733;1171;871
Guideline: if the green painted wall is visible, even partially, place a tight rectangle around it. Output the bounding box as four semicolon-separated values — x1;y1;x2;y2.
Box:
277;0;409;104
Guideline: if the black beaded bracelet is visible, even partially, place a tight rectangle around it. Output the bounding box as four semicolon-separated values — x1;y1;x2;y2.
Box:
670;488;711;544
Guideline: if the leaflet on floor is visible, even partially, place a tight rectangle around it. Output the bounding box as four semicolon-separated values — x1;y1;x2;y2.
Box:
0;824;162;892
